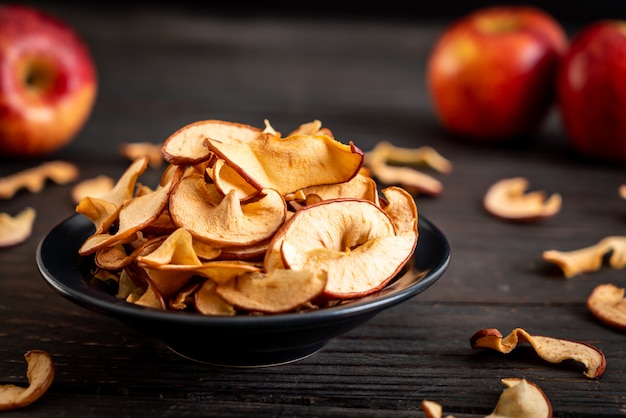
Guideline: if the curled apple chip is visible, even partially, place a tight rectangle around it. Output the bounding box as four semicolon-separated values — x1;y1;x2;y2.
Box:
79;164;182;255
470;327;606;378
484;177;561;222
276;199;417;298
294;172;379;205
119;142;163;168
71;175;114;204
76;156;149;234
587;283;626;332
0;207;36;248
486;378;552;418
0;160;79;199
620;184;626;199
204;132;364;195
542;236;626;278
169;174;287;246
209;158;259;201
162;119;263;165
0;350;55;411
364;141;451;196
422;378;552;418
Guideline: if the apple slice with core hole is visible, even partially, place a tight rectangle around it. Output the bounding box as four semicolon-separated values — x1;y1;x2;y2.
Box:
168;174;286;246
275;198;417;298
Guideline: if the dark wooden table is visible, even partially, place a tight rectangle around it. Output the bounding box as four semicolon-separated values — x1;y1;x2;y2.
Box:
1;4;624;417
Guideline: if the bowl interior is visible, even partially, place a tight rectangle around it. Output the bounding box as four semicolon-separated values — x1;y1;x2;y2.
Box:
37;213;450;367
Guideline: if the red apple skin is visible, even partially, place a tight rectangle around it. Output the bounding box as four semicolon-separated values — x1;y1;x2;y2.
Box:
557;20;626;163
427;6;567;143
0;5;97;158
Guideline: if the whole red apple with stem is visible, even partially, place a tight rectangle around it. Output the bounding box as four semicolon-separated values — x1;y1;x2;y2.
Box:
557;20;626;163
0;4;97;158
426;6;567;143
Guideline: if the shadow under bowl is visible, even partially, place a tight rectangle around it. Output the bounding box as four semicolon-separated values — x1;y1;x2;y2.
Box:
37;213;450;367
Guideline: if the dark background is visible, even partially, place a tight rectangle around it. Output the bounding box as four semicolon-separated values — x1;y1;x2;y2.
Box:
24;1;626;23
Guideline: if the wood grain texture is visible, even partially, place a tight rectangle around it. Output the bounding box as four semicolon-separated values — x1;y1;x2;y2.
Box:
0;4;624;417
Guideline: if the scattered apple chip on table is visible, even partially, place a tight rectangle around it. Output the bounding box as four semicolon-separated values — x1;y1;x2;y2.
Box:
587;284;626;332
0;160;79;199
0;207;36;248
76;119;421;315
119;142;164;168
0;350;55;411
421;378;552;418
470;327;606;378
483;177;561;222
71;175;115;204
542;236;626;278
364;141;452;196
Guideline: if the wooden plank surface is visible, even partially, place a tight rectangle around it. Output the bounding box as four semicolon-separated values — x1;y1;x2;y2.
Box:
0;4;624;417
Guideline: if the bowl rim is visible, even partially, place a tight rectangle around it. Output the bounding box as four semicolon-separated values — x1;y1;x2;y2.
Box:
36;213;450;328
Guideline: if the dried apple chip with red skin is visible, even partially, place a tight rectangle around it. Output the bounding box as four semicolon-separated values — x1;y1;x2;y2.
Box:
209;158;259;201
380;186;419;235
204;132;364;195
0;350;55;412
216;269;327;314
169;174;286;247
76;156;149;234
297;173;379;205
470;327;606;378
587;284;626;332
162;119;263;166
78;165;183;255
275;199;417;299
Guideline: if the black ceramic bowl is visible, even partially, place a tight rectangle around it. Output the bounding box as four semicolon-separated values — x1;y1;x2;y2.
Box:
37;213;450;367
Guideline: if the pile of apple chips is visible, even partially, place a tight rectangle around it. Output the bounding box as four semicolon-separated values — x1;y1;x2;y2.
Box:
76;120;419;315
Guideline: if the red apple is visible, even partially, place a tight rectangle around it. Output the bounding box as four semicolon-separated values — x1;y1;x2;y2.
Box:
0;4;97;158
426;6;567;142
557;20;626;163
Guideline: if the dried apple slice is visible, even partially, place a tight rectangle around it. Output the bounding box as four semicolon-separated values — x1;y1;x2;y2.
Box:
470;327;606;378
162;119;263;165
587;283;626;331
0;207;36;248
487;378;552;418
210;158;260;201
204;132;364;195
276;199;417;298
542;236;626;278
216;269;327;314
194;279;236;315
0;350;55;411
169;174;286;246
381;186;418;235
71;175;114;204
296;172;379;205
78;165;183;255
76;156;149;234
484;177;561;222
422;378;551;418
